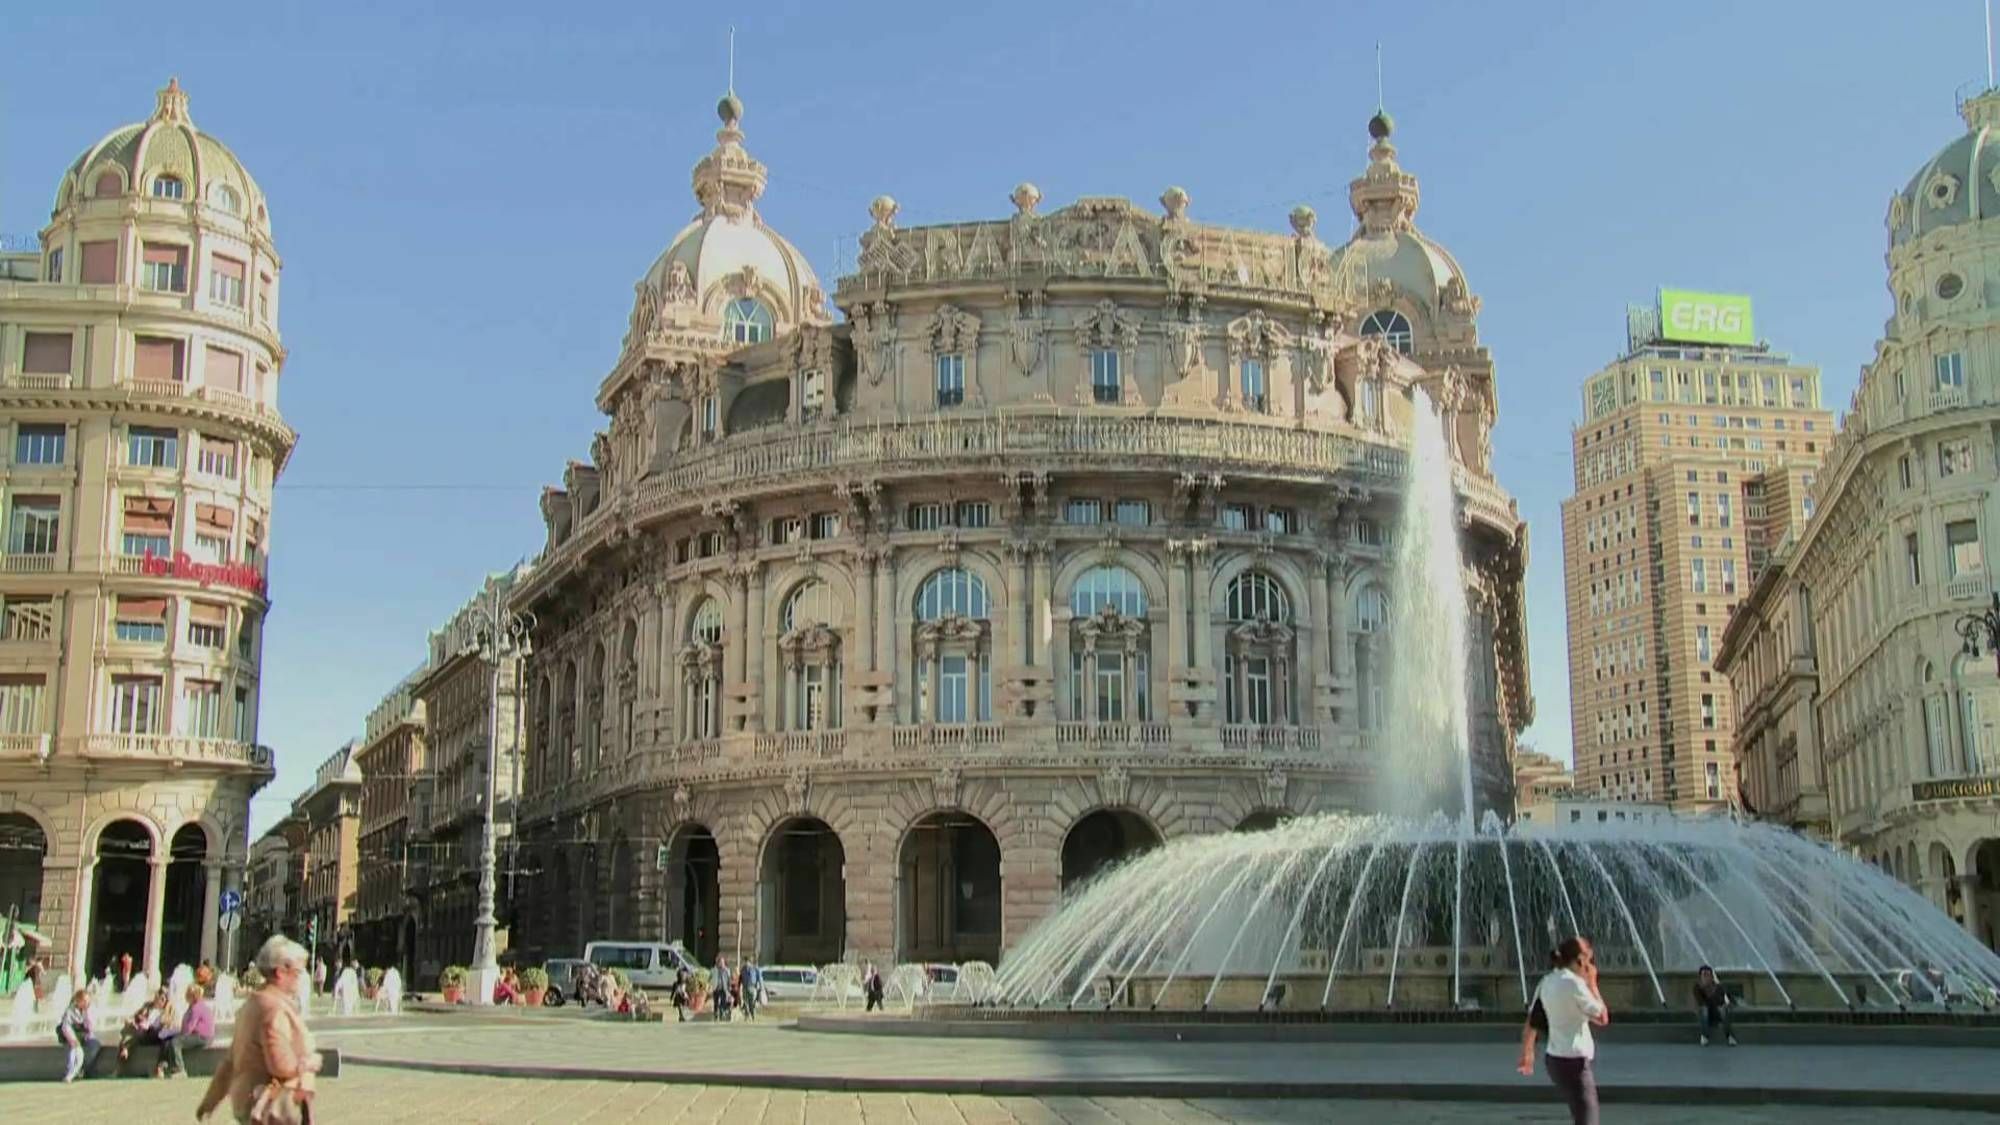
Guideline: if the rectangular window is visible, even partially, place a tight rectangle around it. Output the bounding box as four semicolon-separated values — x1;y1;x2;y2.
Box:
1696;625;1712;663
14;424;65;465
809;512;842;539
772;516;805;544
1243;656;1273;725
21;332;72;375
204;346;245;395
1114;499;1151;527
141;243;188;292
1791;377;1809;405
6;496;60;555
127;426;179;468
237;616;255;662
1901;454;1915;489
1908;532;1923;586
1094;652;1125;722
1240;359;1267;412
244;517;264;568
1705;762;1721;800
1264;507;1298;535
188;601;229;649
79;240;117;284
196;434;238;478
700;394;719;439
1717;493;1732;528
0;596;54;642
906;502;948;531
1936;351;1966;389
109;675;164;734
1948;519;1984;577
934;353;965;408
1090;348;1121;404
0;674;46;735
938;655;969;723
234;687;253;743
1691;558;1707;593
209;255;246;308
1700;694;1716;729
1722;559;1737;594
1065;498;1103;524
183;679;224;738
954;501;992;529
134;336;185;384
1356;519;1385;546
114;596;168;643
193;532;231;565
43;248;62;283
1222;503;1255;532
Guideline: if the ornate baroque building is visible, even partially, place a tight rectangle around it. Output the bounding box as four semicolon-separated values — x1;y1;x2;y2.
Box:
1718;88;2000;950
508;91;1532;968
0;81;291;976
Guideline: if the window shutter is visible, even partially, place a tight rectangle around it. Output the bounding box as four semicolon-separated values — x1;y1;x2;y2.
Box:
213;255;246;283
80;240;118;284
21;333;72;375
204;347;244;393
142;243;185;267
122;496;174;535
116;596;169;621
196;503;235;534
188;601;229;626
135;337;183;382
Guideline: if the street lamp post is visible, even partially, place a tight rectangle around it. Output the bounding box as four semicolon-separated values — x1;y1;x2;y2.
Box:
467;580;534;1006
1957;592;2000;679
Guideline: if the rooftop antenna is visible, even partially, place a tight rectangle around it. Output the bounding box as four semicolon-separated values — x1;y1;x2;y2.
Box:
1988;0;1995;89
728;25;737;93
1375;41;1384;110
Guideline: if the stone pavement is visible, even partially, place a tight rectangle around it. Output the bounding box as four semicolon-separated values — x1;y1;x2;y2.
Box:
304;1012;2000;1109
6;1069;2000;1125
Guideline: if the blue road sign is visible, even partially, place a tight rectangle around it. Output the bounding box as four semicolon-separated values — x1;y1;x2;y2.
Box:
220;889;243;915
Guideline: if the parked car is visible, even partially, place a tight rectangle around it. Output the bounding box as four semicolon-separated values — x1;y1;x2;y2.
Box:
759;964;843;1002
542;958;591;1007
583;940;700;990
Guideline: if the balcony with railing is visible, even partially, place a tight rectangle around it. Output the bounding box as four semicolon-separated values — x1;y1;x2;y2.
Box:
1928;386;1970;414
0;733;52;763
72;734;273;769
1221;725;1324;752
2;372;73;391
752;730;848;759
1947;573;1989;603
1054;722;1173;747
0;553;57;574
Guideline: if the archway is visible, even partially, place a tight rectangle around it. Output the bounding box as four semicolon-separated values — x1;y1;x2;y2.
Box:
1061;809;1162;893
161;824;209;971
0;812;47;924
665;824;720;965
1973;840;2000;952
1933;843;1963;925
607;836;634;937
759;818;846;965
898;812;1002;964
1234;810;1290;834
88;820;154;976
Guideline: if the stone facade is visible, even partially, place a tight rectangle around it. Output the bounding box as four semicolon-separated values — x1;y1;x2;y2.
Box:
0;80;291;976
295;744;360;968
1718;88;2000;952
353;673;425;976
506;95;1533;969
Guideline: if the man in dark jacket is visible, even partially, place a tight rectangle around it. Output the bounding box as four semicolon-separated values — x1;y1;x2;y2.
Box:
1694;965;1736;1045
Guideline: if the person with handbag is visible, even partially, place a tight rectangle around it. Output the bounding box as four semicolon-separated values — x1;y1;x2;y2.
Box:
198;935;324;1125
1516;936;1610;1125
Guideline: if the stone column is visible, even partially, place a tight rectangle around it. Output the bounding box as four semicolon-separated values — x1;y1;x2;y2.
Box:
857;550;879;672
1008;543;1031;664
144;855;169;978
1031;544;1054;671
746;564;767;732
200;860;222;963
1325;559;1348;680
68;858;97;976
1190;542;1214;669
1306;555;1331;689
875;550;895;681
1166;543;1189;670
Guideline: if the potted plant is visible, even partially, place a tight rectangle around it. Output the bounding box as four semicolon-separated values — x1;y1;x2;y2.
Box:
687;967;711;1014
519;966;549;1007
440;965;468;1004
364;967;384;1000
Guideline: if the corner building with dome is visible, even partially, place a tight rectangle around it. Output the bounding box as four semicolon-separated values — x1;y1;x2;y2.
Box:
509;93;1533;969
0;81;292;977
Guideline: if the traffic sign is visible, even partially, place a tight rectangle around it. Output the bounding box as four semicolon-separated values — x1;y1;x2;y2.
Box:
218;912;239;933
220;889;243;915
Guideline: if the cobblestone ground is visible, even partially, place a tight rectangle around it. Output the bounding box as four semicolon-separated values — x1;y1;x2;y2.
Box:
5;1071;2000;1125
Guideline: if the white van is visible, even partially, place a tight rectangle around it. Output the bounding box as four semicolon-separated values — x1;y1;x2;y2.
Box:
582;940;699;990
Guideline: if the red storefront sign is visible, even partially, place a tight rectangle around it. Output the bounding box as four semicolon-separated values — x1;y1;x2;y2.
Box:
140;550;267;595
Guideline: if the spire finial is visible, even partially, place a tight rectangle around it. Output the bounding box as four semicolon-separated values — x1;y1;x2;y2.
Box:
153;76;192;124
728;25;737;95
1375;41;1384;112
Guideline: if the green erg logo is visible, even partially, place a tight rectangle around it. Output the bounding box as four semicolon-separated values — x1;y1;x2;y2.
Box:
1658;289;1754;346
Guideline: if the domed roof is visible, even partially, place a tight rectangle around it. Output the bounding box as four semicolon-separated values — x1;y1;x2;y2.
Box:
54;79;272;235
631;91;827;335
1888;90;2000;247
1335;112;1468;306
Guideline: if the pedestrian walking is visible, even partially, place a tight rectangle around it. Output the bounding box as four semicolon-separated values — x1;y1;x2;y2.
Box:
198;935;323;1124
1517;936;1609;1125
671;967;690;1022
864;963;886;1012
712;956;733;1022
739;960;761;1021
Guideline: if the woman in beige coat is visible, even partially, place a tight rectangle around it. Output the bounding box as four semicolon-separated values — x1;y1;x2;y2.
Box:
198;935;322;1124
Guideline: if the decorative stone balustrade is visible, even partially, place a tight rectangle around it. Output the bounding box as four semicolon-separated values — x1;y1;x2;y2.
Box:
72;734;272;769
0;733;52;762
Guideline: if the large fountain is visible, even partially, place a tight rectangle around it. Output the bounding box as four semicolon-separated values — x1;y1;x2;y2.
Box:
989;390;2000;1013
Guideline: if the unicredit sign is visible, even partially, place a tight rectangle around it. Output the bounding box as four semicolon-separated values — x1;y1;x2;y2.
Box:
140;550;267;595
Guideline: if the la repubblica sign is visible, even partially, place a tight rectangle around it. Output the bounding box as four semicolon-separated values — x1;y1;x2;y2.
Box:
1912;777;2000;801
141;550;267;595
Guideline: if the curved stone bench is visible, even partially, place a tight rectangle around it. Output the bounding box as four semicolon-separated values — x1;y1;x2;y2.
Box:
0;1041;342;1082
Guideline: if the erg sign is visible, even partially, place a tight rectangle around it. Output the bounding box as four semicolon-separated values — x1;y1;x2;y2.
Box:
1658;289;1754;347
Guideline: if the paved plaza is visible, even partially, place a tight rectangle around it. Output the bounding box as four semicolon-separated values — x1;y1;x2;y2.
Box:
7;1069;2000;1125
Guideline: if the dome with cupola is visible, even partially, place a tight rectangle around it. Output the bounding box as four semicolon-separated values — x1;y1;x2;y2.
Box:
1333;111;1475;321
629;90;829;347
52;78;272;237
1887;88;2000;248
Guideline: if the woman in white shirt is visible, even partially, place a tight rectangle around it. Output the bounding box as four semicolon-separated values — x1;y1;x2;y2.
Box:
1517;936;1610;1125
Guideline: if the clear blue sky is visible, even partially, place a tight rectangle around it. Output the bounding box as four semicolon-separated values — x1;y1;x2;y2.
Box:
2;2;1984;831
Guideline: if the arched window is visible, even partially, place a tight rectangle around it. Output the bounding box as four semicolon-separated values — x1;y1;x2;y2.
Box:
93;171;124;197
1226;571;1290;624
1069;566;1151;722
584;644;606;768
1353;583;1390;731
914;568;990;723
209;183;241;214
150;174;185;201
1224;570;1294;726
781;580;842;731
1355;585;1390;633
683;598;724;740
1359;309;1413;356
560;659;580;778
722;298;773;344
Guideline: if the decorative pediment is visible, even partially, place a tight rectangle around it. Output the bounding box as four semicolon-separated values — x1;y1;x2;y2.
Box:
916;613;986;655
1226;309;1293;358
679;640;723;670
932;765;962;809
1228;618;1294;648
1074;299;1141;352
927;303;981;355
779;622;841;668
1076;604;1147;650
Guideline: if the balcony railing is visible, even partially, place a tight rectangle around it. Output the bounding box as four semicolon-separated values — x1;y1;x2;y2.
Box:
1948;574;1989;603
3;372;72;391
132;378;187;399
1221;725;1324;752
889;723;1006;750
1;554;57;574
0;733;52;762
752;730;848;759
73;734;272;768
1054;722;1173;746
1929;386;1969;413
